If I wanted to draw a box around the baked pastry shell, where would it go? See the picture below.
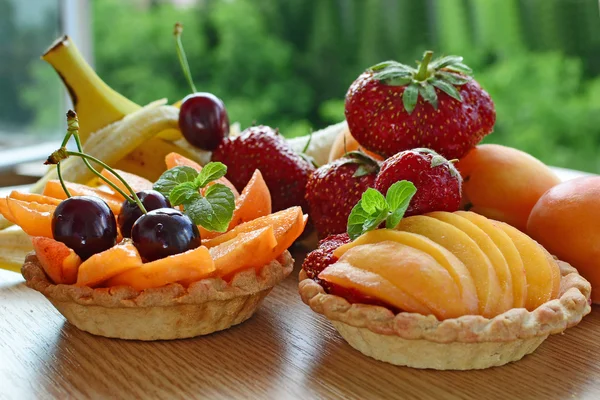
[299,260,592,370]
[22,251,294,340]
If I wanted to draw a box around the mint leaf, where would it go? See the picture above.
[360,188,387,214]
[194,162,228,189]
[347,188,390,240]
[385,181,417,229]
[184,183,235,232]
[153,166,199,198]
[169,182,199,206]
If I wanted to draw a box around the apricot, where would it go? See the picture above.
[0,198,16,224]
[334,229,478,313]
[494,221,556,310]
[31,236,81,284]
[396,215,502,317]
[428,211,513,312]
[319,261,432,315]
[6,199,55,238]
[77,241,143,287]
[210,226,278,279]
[200,169,272,240]
[43,180,123,215]
[328,126,383,162]
[456,144,561,231]
[165,152,239,197]
[100,168,153,200]
[336,241,468,319]
[456,211,527,308]
[106,245,215,290]
[527,176,600,303]
[9,191,61,206]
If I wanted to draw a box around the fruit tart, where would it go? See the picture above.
[5,112,306,340]
[299,182,591,370]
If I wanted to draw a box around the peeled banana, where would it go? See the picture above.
[0,226,33,273]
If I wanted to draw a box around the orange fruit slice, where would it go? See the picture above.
[100,168,153,200]
[6,198,55,238]
[43,180,123,214]
[76,241,143,287]
[32,236,81,284]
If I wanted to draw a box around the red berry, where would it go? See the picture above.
[345,52,495,160]
[305,152,379,238]
[212,125,315,212]
[374,148,462,216]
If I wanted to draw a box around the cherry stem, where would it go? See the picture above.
[174,22,197,93]
[415,51,434,81]
[56,162,72,198]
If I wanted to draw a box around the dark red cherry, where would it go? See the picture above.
[131,208,200,262]
[118,190,171,239]
[52,196,117,260]
[179,92,229,151]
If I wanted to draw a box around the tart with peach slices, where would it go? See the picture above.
[5,113,306,340]
[299,183,591,370]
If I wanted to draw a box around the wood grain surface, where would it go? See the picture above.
[0,246,599,400]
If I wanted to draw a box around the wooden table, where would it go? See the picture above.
[1,167,599,399]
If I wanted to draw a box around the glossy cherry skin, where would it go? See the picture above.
[178,92,230,151]
[131,208,201,262]
[118,190,171,239]
[52,196,117,260]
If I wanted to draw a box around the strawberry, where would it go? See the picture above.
[345,51,495,160]
[374,148,462,216]
[212,125,315,212]
[305,152,379,238]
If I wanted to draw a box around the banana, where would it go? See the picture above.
[287,121,347,166]
[43,36,141,144]
[31,101,180,193]
[0,226,33,273]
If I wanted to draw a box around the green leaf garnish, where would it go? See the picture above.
[347,181,417,240]
[153,162,235,232]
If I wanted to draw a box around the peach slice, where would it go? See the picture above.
[203,206,305,257]
[493,221,555,310]
[336,242,468,319]
[396,215,502,318]
[539,247,562,301]
[106,245,215,290]
[31,236,81,284]
[334,229,478,314]
[428,211,514,313]
[77,241,143,287]
[9,191,61,206]
[319,261,432,315]
[456,211,528,308]
[43,180,123,214]
[6,198,55,238]
[0,198,16,224]
[200,169,272,240]
[100,168,153,200]
[210,226,278,279]
[165,152,239,197]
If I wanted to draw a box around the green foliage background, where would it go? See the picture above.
[7,0,600,173]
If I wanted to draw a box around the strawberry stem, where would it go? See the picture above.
[415,51,434,81]
[174,22,197,93]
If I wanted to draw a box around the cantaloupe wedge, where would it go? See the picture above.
[9,191,61,206]
[319,261,432,315]
[31,236,81,284]
[165,152,239,197]
[200,169,272,240]
[5,198,55,238]
[334,229,479,314]
[100,168,153,200]
[493,221,555,310]
[210,226,278,279]
[77,241,143,287]
[105,245,215,290]
[456,211,528,309]
[336,242,468,319]
[428,211,514,314]
[396,215,502,318]
[43,180,123,214]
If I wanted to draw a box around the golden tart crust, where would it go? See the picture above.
[23,251,294,340]
[299,260,591,370]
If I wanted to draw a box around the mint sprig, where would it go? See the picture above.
[347,180,417,240]
[153,162,235,233]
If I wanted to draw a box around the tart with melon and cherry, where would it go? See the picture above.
[4,112,306,340]
[299,182,591,370]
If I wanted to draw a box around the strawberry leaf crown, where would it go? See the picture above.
[368,51,473,114]
[340,150,381,178]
